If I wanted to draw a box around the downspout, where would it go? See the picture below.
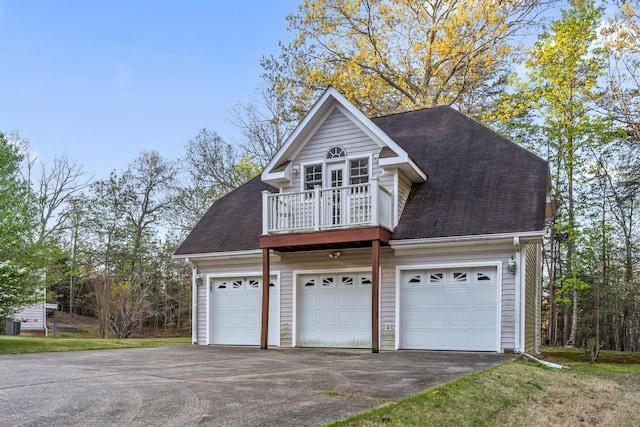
[512,236,522,354]
[511,238,566,369]
[184,258,198,345]
[42,286,48,337]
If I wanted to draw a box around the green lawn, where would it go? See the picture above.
[327,347,640,427]
[0,335,191,355]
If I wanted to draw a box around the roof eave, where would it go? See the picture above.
[390,230,545,251]
[174,249,281,262]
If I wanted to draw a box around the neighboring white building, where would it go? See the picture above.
[11,290,57,336]
[12,302,47,336]
[174,87,552,354]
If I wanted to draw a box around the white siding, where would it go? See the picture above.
[196,282,207,344]
[397,172,412,225]
[524,243,542,353]
[193,242,518,352]
[13,303,46,333]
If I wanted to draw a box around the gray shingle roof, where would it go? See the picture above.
[175,106,548,256]
[371,106,549,239]
[174,177,276,255]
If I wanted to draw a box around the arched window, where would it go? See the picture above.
[326,146,346,159]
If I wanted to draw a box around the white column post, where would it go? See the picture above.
[314,186,321,230]
[371,178,379,226]
[262,191,270,234]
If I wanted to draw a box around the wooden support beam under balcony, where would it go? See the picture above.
[260,227,391,252]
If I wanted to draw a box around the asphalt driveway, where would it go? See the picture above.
[0,346,514,426]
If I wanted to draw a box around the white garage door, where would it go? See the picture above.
[298,273,371,348]
[401,267,498,351]
[210,276,279,346]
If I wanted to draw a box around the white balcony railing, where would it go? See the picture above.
[262,179,393,235]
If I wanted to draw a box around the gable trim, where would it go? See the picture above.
[262,87,426,185]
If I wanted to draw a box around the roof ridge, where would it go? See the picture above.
[370,105,451,120]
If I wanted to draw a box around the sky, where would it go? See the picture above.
[0,1,299,180]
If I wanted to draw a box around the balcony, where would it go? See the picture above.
[262,179,393,235]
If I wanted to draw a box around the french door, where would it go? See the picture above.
[324,162,347,226]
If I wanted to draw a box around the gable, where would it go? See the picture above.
[262,87,426,187]
[298,108,381,162]
[284,107,385,192]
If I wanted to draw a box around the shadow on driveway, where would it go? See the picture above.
[0,346,514,426]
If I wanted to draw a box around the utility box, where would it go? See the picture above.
[4,320,21,335]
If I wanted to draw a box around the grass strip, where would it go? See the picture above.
[326,357,640,427]
[0,336,190,355]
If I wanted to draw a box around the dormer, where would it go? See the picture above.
[261,87,427,235]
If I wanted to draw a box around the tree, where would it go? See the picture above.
[262,0,549,119]
[122,151,177,288]
[600,0,640,351]
[176,129,260,235]
[229,84,297,168]
[30,156,91,314]
[106,281,153,339]
[0,133,40,320]
[490,0,609,346]
[32,155,91,246]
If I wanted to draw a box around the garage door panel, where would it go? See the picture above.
[302,292,318,307]
[229,316,245,327]
[405,310,426,326]
[401,267,498,351]
[450,331,471,345]
[356,333,371,347]
[319,293,336,307]
[216,294,229,307]
[425,290,446,306]
[338,311,357,327]
[246,329,260,343]
[426,310,446,326]
[473,332,495,347]
[357,311,370,327]
[338,292,356,308]
[246,293,261,308]
[318,331,337,345]
[212,277,279,346]
[404,289,427,307]
[229,294,246,308]
[473,288,495,305]
[449,290,471,306]
[319,311,337,326]
[298,330,317,345]
[356,292,370,307]
[402,331,424,347]
[474,310,495,326]
[245,312,260,326]
[425,332,446,347]
[298,273,371,348]
[301,311,318,326]
[449,310,472,327]
[337,330,355,344]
